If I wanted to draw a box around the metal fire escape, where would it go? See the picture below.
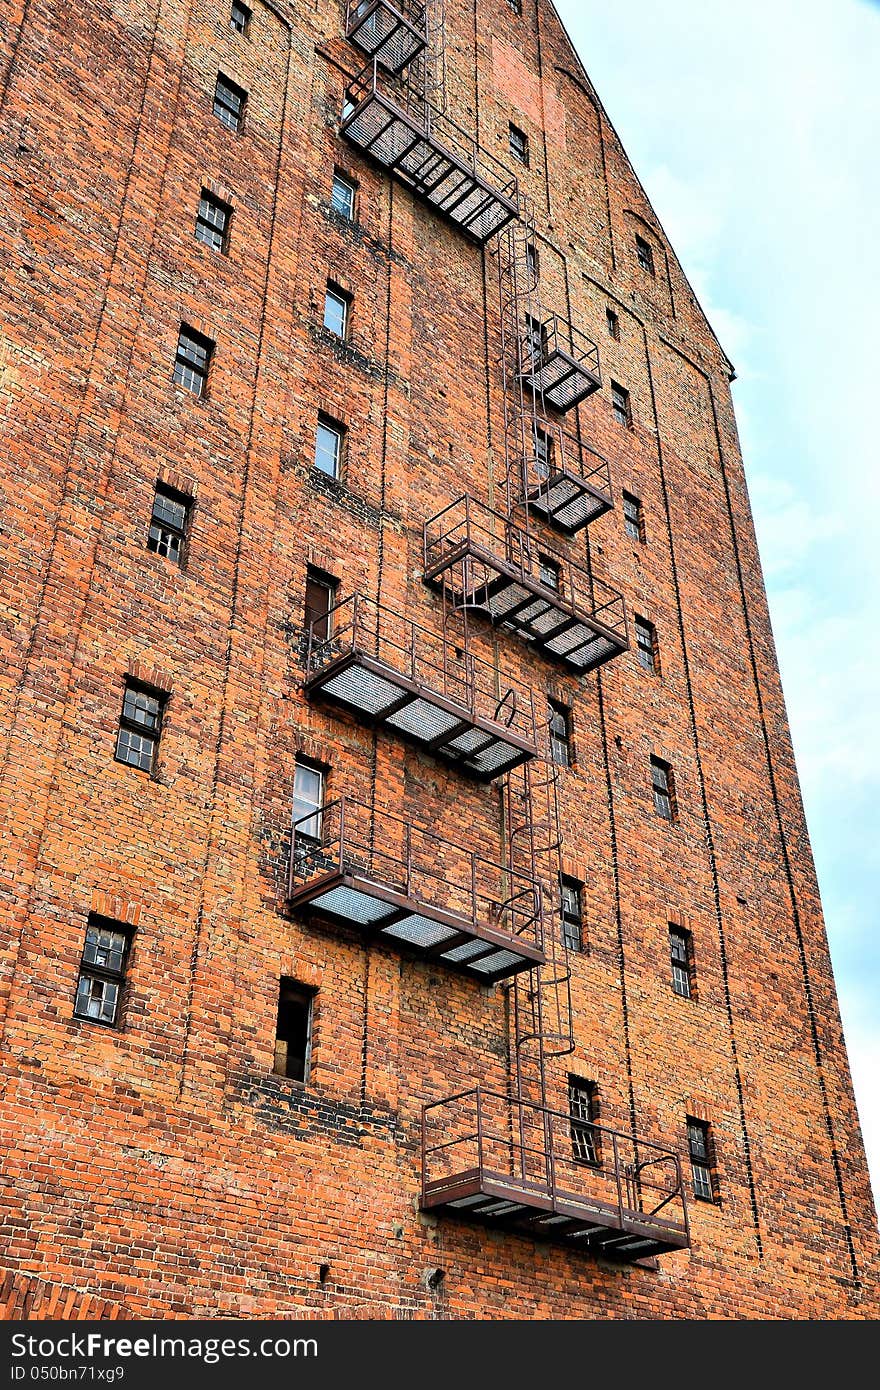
[290,1,690,1262]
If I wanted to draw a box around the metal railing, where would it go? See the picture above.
[289,796,543,948]
[346,0,428,73]
[423,494,628,644]
[530,418,613,497]
[520,314,601,383]
[304,591,538,746]
[422,1088,689,1235]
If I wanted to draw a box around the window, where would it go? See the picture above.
[525,313,547,363]
[687,1119,715,1201]
[611,381,631,428]
[293,760,324,841]
[274,980,314,1082]
[115,682,165,773]
[323,283,351,339]
[314,415,343,479]
[606,306,620,340]
[568,1077,599,1165]
[670,926,693,999]
[560,876,583,953]
[634,615,657,672]
[651,756,675,821]
[548,698,572,767]
[533,425,553,480]
[195,190,231,253]
[526,242,539,279]
[538,554,560,591]
[635,234,655,275]
[331,169,357,220]
[214,73,247,131]
[230,0,251,33]
[507,0,523,13]
[622,490,644,542]
[74,916,133,1027]
[509,123,529,166]
[147,482,190,565]
[173,325,212,397]
[304,567,338,644]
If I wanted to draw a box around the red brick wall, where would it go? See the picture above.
[0,0,877,1318]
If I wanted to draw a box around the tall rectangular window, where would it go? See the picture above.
[560,876,583,953]
[173,325,213,397]
[526,242,539,279]
[147,482,190,565]
[606,306,620,340]
[314,416,343,479]
[568,1077,599,1165]
[611,381,631,427]
[74,917,133,1027]
[634,615,657,672]
[115,682,165,773]
[533,425,553,479]
[293,760,324,841]
[509,123,529,165]
[651,756,675,821]
[670,927,693,999]
[635,234,655,275]
[548,698,572,767]
[214,73,247,131]
[304,568,338,643]
[323,283,351,339]
[230,0,251,34]
[274,980,314,1082]
[525,313,547,361]
[622,490,644,542]
[195,190,231,253]
[331,170,357,220]
[687,1119,715,1201]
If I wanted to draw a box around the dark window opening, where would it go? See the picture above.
[538,554,561,591]
[561,876,583,953]
[274,979,314,1082]
[74,916,133,1027]
[147,482,190,565]
[636,234,656,275]
[525,313,547,361]
[214,73,247,131]
[509,123,529,166]
[304,568,338,644]
[195,190,231,253]
[670,926,693,999]
[230,1,251,34]
[651,756,675,821]
[507,0,523,14]
[549,698,572,767]
[622,490,644,542]
[611,381,631,428]
[173,325,213,397]
[606,306,620,340]
[526,242,539,278]
[115,681,165,773]
[533,425,553,480]
[635,615,657,672]
[569,1077,599,1165]
[687,1118,715,1201]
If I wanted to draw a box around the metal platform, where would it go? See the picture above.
[346,0,427,74]
[527,426,614,534]
[303,594,538,781]
[341,61,520,243]
[422,1089,691,1260]
[520,315,602,412]
[424,496,628,673]
[289,797,544,983]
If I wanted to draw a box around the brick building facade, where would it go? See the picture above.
[0,0,877,1319]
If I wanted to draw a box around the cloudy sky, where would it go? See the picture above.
[554,0,880,1205]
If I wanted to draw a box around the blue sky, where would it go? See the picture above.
[554,0,880,1207]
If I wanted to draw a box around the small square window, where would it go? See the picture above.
[115,681,165,773]
[214,73,247,131]
[195,190,231,253]
[622,490,644,542]
[323,283,351,339]
[560,876,583,953]
[304,567,339,645]
[606,307,620,340]
[568,1077,599,1165]
[314,415,343,479]
[634,615,657,673]
[670,926,694,999]
[331,170,357,220]
[173,325,213,397]
[74,916,133,1027]
[230,1,251,34]
[274,979,315,1082]
[611,381,631,428]
[147,482,190,565]
[635,234,655,275]
[687,1118,716,1201]
[538,554,560,591]
[548,698,572,767]
[651,756,675,821]
[509,123,529,166]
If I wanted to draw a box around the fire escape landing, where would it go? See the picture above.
[346,0,428,74]
[288,796,544,982]
[424,496,629,673]
[422,1089,691,1261]
[341,60,520,243]
[520,314,602,413]
[526,426,614,535]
